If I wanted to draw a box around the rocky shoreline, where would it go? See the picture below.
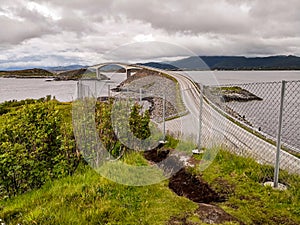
[2,75,55,79]
[203,85,263,126]
[111,69,186,122]
[203,86,262,103]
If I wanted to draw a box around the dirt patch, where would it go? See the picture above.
[169,168,225,204]
[168,203,243,225]
[143,148,170,162]
[144,148,188,176]
[195,203,243,224]
[145,149,226,204]
[144,148,242,224]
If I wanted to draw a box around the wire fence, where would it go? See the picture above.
[204,80,300,154]
[76,75,300,187]
[203,80,300,186]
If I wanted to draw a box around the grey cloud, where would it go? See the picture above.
[0,3,58,45]
[109,0,252,34]
[0,16,54,45]
[0,0,299,68]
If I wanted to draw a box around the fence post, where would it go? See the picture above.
[77,81,79,99]
[108,84,110,98]
[139,88,142,104]
[162,94,166,142]
[197,88,203,151]
[274,80,286,188]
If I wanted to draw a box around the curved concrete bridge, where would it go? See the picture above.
[90,62,142,78]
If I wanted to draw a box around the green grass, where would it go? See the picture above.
[193,149,300,225]
[2,149,299,224]
[0,153,197,225]
[219,86,243,92]
[1,99,300,224]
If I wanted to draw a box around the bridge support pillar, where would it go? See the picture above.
[126,69,132,78]
[96,67,99,78]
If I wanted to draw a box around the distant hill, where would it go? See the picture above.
[54,68,110,81]
[165,55,300,70]
[54,68,87,80]
[138,62,179,70]
[43,65,88,72]
[0,68,54,78]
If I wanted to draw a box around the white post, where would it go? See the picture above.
[96,67,99,78]
[139,88,142,104]
[108,84,110,98]
[77,81,79,99]
[162,94,166,141]
[274,80,286,188]
[198,89,203,151]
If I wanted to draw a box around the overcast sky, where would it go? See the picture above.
[0,0,299,69]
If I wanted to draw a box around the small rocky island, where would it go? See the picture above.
[218,86,262,102]
[203,85,263,126]
[0,68,54,78]
[54,68,110,81]
[0,68,110,81]
[204,86,262,103]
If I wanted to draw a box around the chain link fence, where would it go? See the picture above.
[75,70,300,187]
[204,80,300,153]
[203,80,300,185]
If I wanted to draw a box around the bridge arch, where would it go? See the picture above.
[90,62,141,79]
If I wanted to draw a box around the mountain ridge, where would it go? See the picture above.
[1,55,300,72]
[159,55,300,70]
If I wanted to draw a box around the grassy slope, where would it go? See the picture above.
[1,150,300,224]
[1,101,300,225]
[0,155,197,225]
[196,150,300,225]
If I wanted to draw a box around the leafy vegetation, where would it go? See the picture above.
[94,99,152,158]
[1,99,300,224]
[0,98,152,198]
[0,100,80,198]
[0,96,54,115]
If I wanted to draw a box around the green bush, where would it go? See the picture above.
[0,101,80,197]
[95,99,151,157]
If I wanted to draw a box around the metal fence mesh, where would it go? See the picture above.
[203,80,300,184]
[76,76,300,186]
[206,80,300,153]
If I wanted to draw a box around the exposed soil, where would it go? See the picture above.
[143,148,200,175]
[167,168,243,224]
[169,168,225,204]
[167,169,243,224]
[144,148,242,224]
[143,148,170,163]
